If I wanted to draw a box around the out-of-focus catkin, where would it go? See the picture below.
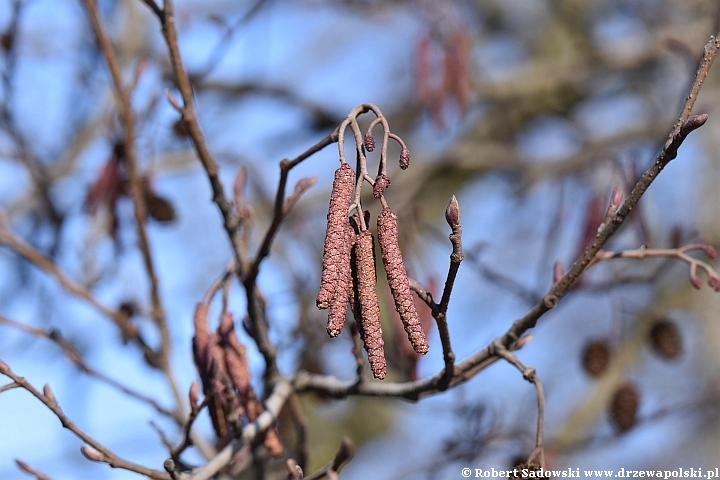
[377,207,429,354]
[354,229,386,379]
[317,163,355,311]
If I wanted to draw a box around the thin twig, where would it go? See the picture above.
[303,437,353,480]
[0,315,176,419]
[0,363,171,480]
[184,379,293,480]
[492,341,545,468]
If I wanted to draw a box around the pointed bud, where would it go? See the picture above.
[15,459,39,476]
[293,176,318,196]
[43,384,56,406]
[513,334,534,350]
[681,114,708,136]
[445,196,460,228]
[611,187,623,209]
[364,132,375,152]
[81,445,106,463]
[399,148,410,170]
[553,260,564,284]
[189,380,199,409]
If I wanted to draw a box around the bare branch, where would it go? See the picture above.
[0,364,171,480]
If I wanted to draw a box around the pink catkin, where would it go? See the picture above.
[377,207,428,354]
[354,230,386,379]
[317,163,355,310]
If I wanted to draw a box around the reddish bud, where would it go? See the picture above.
[553,260,564,284]
[189,380,199,408]
[709,275,720,292]
[373,174,391,198]
[514,334,534,350]
[703,245,718,260]
[399,148,410,170]
[294,176,318,196]
[611,187,623,209]
[690,272,702,290]
[681,114,708,136]
[445,195,460,228]
[364,133,376,152]
[80,445,106,463]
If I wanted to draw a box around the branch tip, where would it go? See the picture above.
[681,113,709,136]
[445,195,460,228]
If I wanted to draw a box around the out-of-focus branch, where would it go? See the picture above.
[0,315,175,419]
[0,362,171,480]
[81,1,175,394]
[184,379,293,480]
[492,341,545,468]
[303,437,354,480]
[0,227,148,349]
[14,459,51,480]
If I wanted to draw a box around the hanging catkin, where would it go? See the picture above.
[316,163,355,310]
[326,219,353,337]
[377,207,428,354]
[354,229,386,379]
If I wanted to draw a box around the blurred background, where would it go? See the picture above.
[2,0,720,478]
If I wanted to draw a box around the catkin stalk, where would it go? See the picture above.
[377,207,428,354]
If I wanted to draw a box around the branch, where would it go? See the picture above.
[0,315,176,419]
[184,379,293,480]
[303,437,354,480]
[0,362,171,480]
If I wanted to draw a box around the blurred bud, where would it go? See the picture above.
[43,384,57,406]
[513,334,534,350]
[445,195,460,229]
[1,32,13,52]
[293,176,318,197]
[364,132,375,152]
[609,383,640,433]
[690,271,702,290]
[553,260,564,284]
[399,148,410,170]
[0,360,9,374]
[189,380,199,409]
[611,187,623,209]
[145,193,176,223]
[234,166,248,214]
[648,318,682,360]
[581,339,612,378]
[680,114,708,136]
[15,459,39,476]
[702,244,718,260]
[80,445,106,463]
[172,117,189,137]
[709,275,720,292]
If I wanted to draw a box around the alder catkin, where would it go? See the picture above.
[326,219,353,337]
[317,163,355,310]
[354,229,386,379]
[377,207,428,354]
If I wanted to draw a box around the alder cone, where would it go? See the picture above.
[354,230,386,379]
[581,339,611,378]
[648,319,682,360]
[317,163,355,311]
[377,207,428,355]
[609,383,640,432]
